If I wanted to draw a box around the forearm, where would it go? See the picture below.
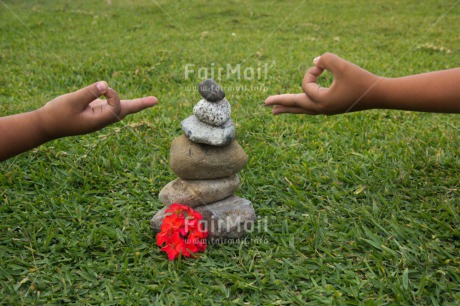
[0,110,50,161]
[373,68,460,113]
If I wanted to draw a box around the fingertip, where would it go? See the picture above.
[144,96,159,107]
[96,81,108,94]
[150,96,159,104]
[313,56,321,66]
[306,65,324,76]
[265,96,275,105]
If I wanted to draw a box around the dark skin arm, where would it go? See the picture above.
[0,81,158,161]
[265,52,460,115]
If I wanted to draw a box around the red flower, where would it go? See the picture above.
[156,203,208,260]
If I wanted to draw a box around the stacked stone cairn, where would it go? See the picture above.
[150,79,256,241]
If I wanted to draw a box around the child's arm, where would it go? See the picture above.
[265,52,460,115]
[0,81,157,161]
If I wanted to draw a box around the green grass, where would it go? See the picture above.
[1,0,459,304]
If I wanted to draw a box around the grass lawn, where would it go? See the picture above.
[1,0,459,304]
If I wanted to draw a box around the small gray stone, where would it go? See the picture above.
[193,98,231,127]
[198,78,225,102]
[181,115,235,147]
[170,135,248,180]
[158,175,240,208]
[196,195,256,239]
[150,195,256,240]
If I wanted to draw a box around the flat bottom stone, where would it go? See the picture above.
[150,195,255,240]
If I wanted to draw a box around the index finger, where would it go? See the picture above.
[119,96,158,118]
[265,93,310,107]
[302,65,330,103]
[103,88,122,114]
[303,65,324,87]
[264,93,322,114]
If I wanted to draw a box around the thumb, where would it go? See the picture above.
[314,52,347,74]
[66,81,109,110]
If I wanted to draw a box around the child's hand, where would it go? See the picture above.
[265,53,380,115]
[37,81,158,139]
[0,81,158,161]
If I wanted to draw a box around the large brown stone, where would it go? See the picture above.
[158,175,240,208]
[170,135,248,180]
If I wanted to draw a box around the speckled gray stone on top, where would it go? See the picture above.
[193,98,231,127]
[198,78,226,102]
